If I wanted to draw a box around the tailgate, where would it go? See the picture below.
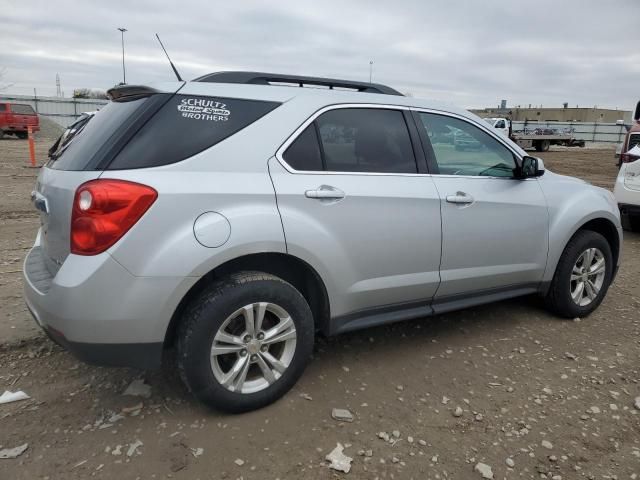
[36,83,183,274]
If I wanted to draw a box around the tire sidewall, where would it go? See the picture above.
[179,274,314,413]
[553,231,613,317]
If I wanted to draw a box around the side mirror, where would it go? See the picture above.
[516,156,544,179]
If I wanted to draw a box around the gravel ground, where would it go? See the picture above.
[0,139,638,480]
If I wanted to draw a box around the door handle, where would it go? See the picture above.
[445,192,474,205]
[305,185,345,200]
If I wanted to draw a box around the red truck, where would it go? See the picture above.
[0,102,40,139]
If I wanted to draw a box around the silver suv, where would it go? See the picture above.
[24,72,622,412]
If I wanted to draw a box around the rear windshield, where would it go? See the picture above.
[107,95,280,169]
[11,104,36,115]
[48,97,151,171]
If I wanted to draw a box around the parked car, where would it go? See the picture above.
[614,101,640,231]
[0,102,39,139]
[24,72,622,412]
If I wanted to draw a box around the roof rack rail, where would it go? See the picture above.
[193,71,403,96]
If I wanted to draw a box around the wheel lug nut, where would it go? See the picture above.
[243,335,251,343]
[251,355,257,361]
[257,333,265,340]
[240,349,247,357]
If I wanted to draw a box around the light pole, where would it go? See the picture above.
[117,27,127,84]
[369,60,373,83]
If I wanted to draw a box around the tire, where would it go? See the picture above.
[535,140,550,152]
[176,271,314,413]
[16,132,28,140]
[0,130,4,140]
[545,230,613,318]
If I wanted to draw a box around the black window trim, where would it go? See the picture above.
[276,104,523,177]
[277,104,428,176]
[410,107,525,179]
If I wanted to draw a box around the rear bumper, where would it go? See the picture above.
[23,232,197,369]
[31,315,163,369]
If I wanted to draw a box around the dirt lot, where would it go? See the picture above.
[1,136,639,480]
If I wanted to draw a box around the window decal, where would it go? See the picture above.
[177,98,230,122]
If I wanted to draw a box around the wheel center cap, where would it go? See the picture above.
[246,340,261,355]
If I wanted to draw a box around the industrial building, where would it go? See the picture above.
[471,103,632,123]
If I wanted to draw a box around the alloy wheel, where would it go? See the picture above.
[210,302,297,394]
[570,247,606,307]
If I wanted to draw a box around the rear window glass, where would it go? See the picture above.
[48,98,149,171]
[11,104,36,115]
[0,104,6,112]
[107,95,280,170]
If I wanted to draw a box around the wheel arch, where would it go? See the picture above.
[542,214,621,294]
[163,252,331,348]
[575,217,620,268]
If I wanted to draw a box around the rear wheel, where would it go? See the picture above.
[535,140,550,152]
[16,132,28,140]
[0,130,4,140]
[177,271,314,412]
[545,230,613,318]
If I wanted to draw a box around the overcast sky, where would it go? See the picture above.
[1,0,639,109]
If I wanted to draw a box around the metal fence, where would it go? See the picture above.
[0,94,109,128]
[0,94,630,144]
[511,120,626,144]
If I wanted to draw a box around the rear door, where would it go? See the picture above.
[413,110,549,303]
[269,106,442,325]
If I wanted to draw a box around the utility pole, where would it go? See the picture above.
[369,60,373,83]
[117,27,128,84]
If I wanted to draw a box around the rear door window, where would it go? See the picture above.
[108,95,280,170]
[315,108,417,173]
[282,125,324,171]
[11,104,36,115]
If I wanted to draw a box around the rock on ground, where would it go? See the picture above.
[326,443,352,473]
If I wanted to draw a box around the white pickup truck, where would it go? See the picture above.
[483,117,585,151]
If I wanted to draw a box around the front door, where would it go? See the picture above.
[414,111,549,301]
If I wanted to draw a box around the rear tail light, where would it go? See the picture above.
[71,179,157,255]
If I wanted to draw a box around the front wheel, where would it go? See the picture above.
[177,271,314,412]
[544,230,613,318]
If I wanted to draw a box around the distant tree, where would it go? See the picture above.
[73,88,108,99]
